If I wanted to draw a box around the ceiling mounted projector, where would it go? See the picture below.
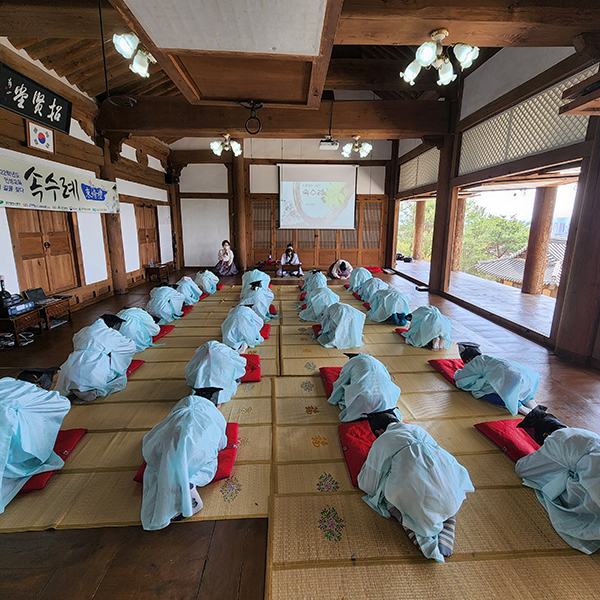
[319,136,340,151]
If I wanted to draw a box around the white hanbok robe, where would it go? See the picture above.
[357,278,389,303]
[367,289,411,323]
[349,267,372,292]
[176,277,202,304]
[278,252,303,276]
[317,303,365,349]
[241,269,271,294]
[145,286,186,325]
[402,306,452,350]
[194,270,219,295]
[221,306,264,351]
[238,287,275,322]
[328,355,400,422]
[301,271,327,293]
[299,287,340,322]
[117,307,161,352]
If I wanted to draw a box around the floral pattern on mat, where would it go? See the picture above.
[221,476,242,503]
[298,327,309,333]
[305,361,317,372]
[237,406,253,414]
[305,405,320,414]
[246,349,258,354]
[301,380,315,393]
[242,384,255,392]
[318,506,345,542]
[312,435,328,447]
[317,473,340,493]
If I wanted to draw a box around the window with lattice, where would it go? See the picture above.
[341,203,359,249]
[362,202,382,249]
[319,229,337,249]
[297,229,315,249]
[252,201,271,249]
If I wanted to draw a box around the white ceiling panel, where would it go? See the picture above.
[123,0,327,56]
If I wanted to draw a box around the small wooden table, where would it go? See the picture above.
[257,263,302,276]
[144,264,170,282]
[0,307,44,346]
[39,298,72,330]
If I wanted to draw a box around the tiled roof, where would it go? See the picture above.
[475,237,566,285]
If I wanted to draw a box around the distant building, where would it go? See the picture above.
[475,237,566,297]
[552,218,570,238]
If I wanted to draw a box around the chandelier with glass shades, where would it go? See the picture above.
[112,32,157,78]
[210,134,243,157]
[400,29,479,87]
[341,135,373,159]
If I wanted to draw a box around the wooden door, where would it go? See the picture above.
[135,204,159,266]
[7,208,79,294]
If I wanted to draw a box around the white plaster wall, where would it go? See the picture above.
[77,212,107,284]
[69,119,94,145]
[181,198,230,266]
[0,207,20,294]
[179,163,229,193]
[169,138,213,150]
[461,47,576,120]
[244,138,392,160]
[357,166,385,194]
[115,178,168,203]
[119,202,140,273]
[0,146,96,178]
[398,139,422,158]
[157,204,174,263]
[120,144,138,162]
[148,155,165,172]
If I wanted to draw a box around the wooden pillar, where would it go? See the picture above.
[167,179,183,271]
[429,135,459,293]
[522,186,557,294]
[232,140,247,271]
[413,200,426,260]
[555,117,600,363]
[384,140,400,268]
[451,196,467,271]
[100,137,128,295]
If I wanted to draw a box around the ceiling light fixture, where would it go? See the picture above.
[112,33,139,59]
[210,133,242,157]
[341,136,373,159]
[129,49,157,78]
[400,28,479,87]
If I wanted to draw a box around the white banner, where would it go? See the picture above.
[0,154,119,213]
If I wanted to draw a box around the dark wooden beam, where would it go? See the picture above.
[0,0,127,39]
[384,139,400,268]
[573,31,600,59]
[97,97,451,138]
[336,0,600,47]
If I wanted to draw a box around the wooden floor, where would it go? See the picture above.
[2,268,600,599]
[395,259,557,338]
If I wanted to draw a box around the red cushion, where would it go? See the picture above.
[352,292,362,300]
[474,419,540,462]
[338,420,375,486]
[269,304,277,315]
[126,359,145,377]
[312,324,322,336]
[365,267,383,273]
[240,354,261,382]
[260,324,271,339]
[363,302,371,310]
[319,366,342,398]
[19,429,87,493]
[301,304,307,310]
[428,358,464,387]
[198,293,210,301]
[344,284,350,290]
[268,283,272,289]
[152,325,174,342]
[134,423,239,483]
[181,305,195,316]
[300,292,306,300]
[393,327,410,343]
[216,283,224,290]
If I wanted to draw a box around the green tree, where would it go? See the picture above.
[396,199,436,261]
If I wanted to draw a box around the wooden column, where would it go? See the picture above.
[100,137,127,294]
[232,140,247,271]
[522,186,557,294]
[451,196,467,271]
[384,140,400,268]
[413,200,426,260]
[429,135,459,293]
[167,178,183,271]
[555,117,600,363]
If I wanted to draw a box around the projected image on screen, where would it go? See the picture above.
[279,164,358,229]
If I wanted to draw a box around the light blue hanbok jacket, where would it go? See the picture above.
[358,422,474,562]
[117,307,161,352]
[299,287,340,322]
[145,286,186,325]
[194,270,219,295]
[221,306,264,351]
[184,341,247,404]
[328,355,401,422]
[241,269,270,294]
[357,278,388,303]
[301,271,327,293]
[317,303,365,349]
[176,278,202,304]
[454,355,540,416]
[515,428,600,554]
[367,289,411,323]
[55,319,137,401]
[239,287,275,322]
[402,306,452,349]
[141,395,227,530]
[348,267,373,292]
[0,378,71,513]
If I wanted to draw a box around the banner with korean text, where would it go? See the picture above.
[0,154,119,213]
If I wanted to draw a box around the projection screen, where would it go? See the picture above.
[278,163,358,229]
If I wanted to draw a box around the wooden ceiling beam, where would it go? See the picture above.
[0,0,127,39]
[96,96,451,138]
[336,0,600,47]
